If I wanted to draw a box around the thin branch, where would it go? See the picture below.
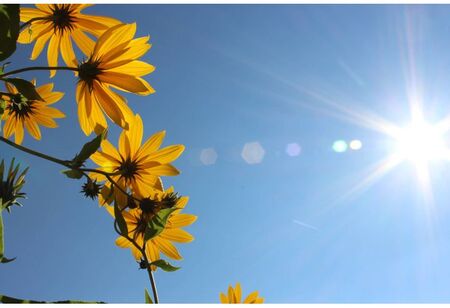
[0,66,78,78]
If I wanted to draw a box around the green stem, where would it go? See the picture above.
[113,222,159,303]
[0,136,70,166]
[0,66,78,78]
[0,137,141,206]
[143,241,159,304]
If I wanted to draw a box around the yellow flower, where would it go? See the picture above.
[220,283,264,304]
[106,187,197,267]
[18,4,120,76]
[1,80,65,144]
[76,23,154,136]
[90,114,184,200]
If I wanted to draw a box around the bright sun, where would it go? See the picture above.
[394,120,449,164]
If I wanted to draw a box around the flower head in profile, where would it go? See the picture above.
[220,283,264,304]
[76,23,155,136]
[0,159,28,213]
[90,114,184,201]
[1,80,65,144]
[106,187,197,269]
[18,4,120,76]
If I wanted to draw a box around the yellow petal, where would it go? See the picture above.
[219,293,228,304]
[76,82,93,135]
[136,130,165,158]
[92,82,126,129]
[143,144,185,165]
[79,14,120,29]
[244,291,259,304]
[94,23,136,59]
[147,164,180,176]
[72,29,95,56]
[60,31,77,67]
[76,15,120,37]
[14,122,24,145]
[103,36,151,68]
[118,128,131,158]
[30,30,52,60]
[36,83,54,95]
[34,113,58,128]
[234,283,242,303]
[228,286,235,303]
[152,237,182,260]
[115,236,131,248]
[145,241,160,263]
[20,7,47,22]
[18,22,51,44]
[3,117,15,139]
[47,34,61,77]
[127,114,143,158]
[35,4,52,13]
[25,118,41,140]
[101,139,122,161]
[98,72,152,94]
[41,91,65,105]
[169,213,197,228]
[160,228,194,243]
[108,60,155,77]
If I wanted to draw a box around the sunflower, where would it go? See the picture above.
[76,23,155,136]
[18,4,120,76]
[1,80,65,144]
[219,283,264,304]
[90,114,184,202]
[106,187,197,268]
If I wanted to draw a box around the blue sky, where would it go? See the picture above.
[4,4,450,303]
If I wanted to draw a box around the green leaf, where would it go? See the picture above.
[114,201,128,235]
[61,169,84,179]
[150,259,180,272]
[0,4,19,62]
[144,289,153,304]
[3,78,43,101]
[144,208,178,241]
[0,294,105,304]
[71,130,107,168]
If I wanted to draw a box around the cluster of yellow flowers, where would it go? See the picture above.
[0,4,263,303]
[3,3,196,272]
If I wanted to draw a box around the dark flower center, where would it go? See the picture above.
[8,95,35,120]
[140,198,157,214]
[78,60,102,91]
[118,158,139,181]
[50,4,75,33]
